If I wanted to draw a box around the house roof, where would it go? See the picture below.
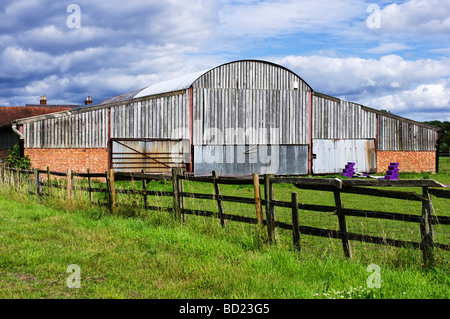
[0,106,79,127]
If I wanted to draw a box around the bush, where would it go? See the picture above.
[6,144,31,170]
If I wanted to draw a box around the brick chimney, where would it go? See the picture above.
[40,95,47,105]
[85,96,92,105]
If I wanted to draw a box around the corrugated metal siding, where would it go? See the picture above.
[192,60,311,145]
[312,95,377,140]
[312,139,376,174]
[24,108,108,149]
[377,115,436,151]
[110,93,189,140]
[192,60,311,91]
[194,144,308,175]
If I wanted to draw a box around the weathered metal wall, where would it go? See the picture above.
[194,145,308,175]
[377,114,437,151]
[110,93,189,140]
[312,139,376,174]
[311,94,377,140]
[192,60,311,146]
[24,108,108,149]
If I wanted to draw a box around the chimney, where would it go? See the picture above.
[40,95,47,105]
[85,96,92,105]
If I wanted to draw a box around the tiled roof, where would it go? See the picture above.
[0,106,79,127]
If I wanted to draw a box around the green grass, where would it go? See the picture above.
[0,158,449,299]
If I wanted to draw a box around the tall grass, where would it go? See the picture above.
[0,160,449,299]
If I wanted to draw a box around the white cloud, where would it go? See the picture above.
[366,42,411,54]
[276,54,450,95]
[275,54,450,121]
[360,79,450,120]
[218,0,364,38]
[379,0,450,34]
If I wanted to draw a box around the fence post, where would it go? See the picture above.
[212,170,226,228]
[333,189,352,258]
[106,169,116,214]
[66,169,72,200]
[264,174,277,243]
[87,168,93,203]
[421,187,435,266]
[178,169,185,221]
[172,168,181,219]
[47,167,51,194]
[291,192,301,252]
[253,173,263,230]
[141,169,147,209]
[34,168,40,197]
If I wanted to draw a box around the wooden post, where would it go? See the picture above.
[34,168,40,197]
[421,187,435,266]
[87,168,93,203]
[333,189,352,258]
[291,192,301,251]
[141,170,147,209]
[47,167,51,193]
[212,170,226,228]
[253,173,263,229]
[172,168,181,218]
[66,169,72,200]
[106,169,116,214]
[178,169,185,221]
[264,174,277,243]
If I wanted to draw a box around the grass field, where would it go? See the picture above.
[0,158,449,299]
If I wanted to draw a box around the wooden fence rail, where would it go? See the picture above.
[1,165,449,266]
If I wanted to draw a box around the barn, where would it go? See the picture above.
[2,60,440,175]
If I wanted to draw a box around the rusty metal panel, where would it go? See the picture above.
[312,139,376,174]
[111,138,190,173]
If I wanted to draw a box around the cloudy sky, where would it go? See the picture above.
[0,0,449,121]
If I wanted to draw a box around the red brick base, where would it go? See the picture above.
[376,151,436,173]
[24,148,109,173]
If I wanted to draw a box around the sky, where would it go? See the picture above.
[0,0,449,122]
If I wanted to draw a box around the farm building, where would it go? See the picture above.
[0,98,80,162]
[1,60,440,175]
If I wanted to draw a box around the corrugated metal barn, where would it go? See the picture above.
[4,60,440,175]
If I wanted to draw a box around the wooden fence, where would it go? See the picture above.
[1,165,450,265]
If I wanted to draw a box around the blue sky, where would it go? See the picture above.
[0,0,449,121]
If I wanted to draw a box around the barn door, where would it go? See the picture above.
[312,139,376,174]
[109,138,190,173]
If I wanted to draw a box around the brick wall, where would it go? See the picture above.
[24,148,109,173]
[377,151,436,174]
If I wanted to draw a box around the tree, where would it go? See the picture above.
[6,144,31,170]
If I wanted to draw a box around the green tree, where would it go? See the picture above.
[6,144,31,170]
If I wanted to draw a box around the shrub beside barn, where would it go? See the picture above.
[0,60,440,175]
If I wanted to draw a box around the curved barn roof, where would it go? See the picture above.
[100,59,313,103]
